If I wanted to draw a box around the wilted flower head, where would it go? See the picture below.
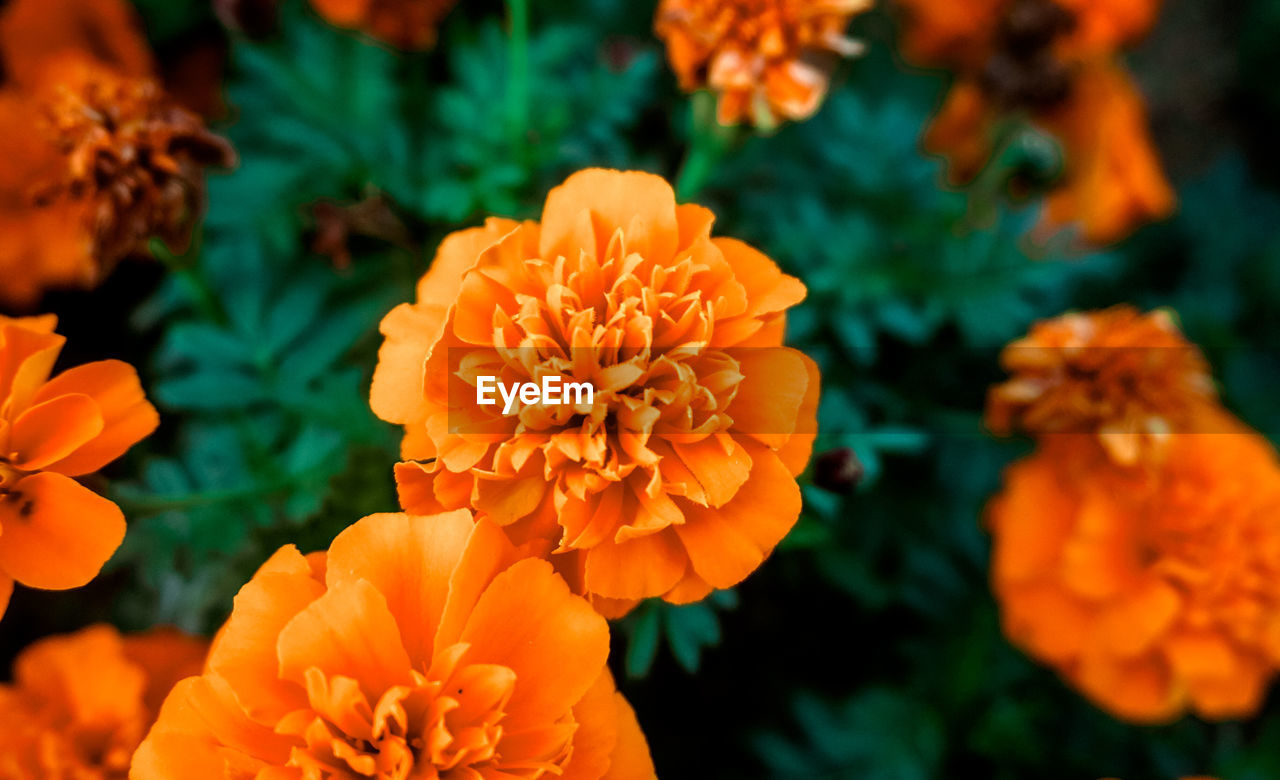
[988,424,1280,723]
[308,0,457,50]
[897,0,1173,244]
[133,510,656,779]
[987,306,1216,464]
[0,0,233,308]
[0,315,158,619]
[0,624,206,778]
[655,0,872,126]
[372,168,819,615]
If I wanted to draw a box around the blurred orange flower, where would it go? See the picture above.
[133,510,656,779]
[308,0,456,50]
[0,624,206,778]
[987,306,1280,723]
[0,0,154,87]
[655,0,872,126]
[371,169,818,615]
[897,0,1173,244]
[0,315,159,619]
[0,0,233,308]
[988,423,1280,723]
[986,305,1216,465]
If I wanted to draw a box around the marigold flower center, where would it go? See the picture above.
[455,231,744,488]
[280,643,569,778]
[29,60,234,270]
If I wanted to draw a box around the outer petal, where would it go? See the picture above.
[558,671,619,780]
[206,546,323,724]
[7,393,103,471]
[133,673,293,778]
[416,218,520,307]
[275,578,415,701]
[369,303,445,425]
[774,350,820,476]
[539,169,680,264]
[35,360,160,476]
[675,443,800,589]
[725,347,811,449]
[324,510,477,668]
[458,558,609,730]
[0,318,64,412]
[712,237,806,321]
[0,472,124,589]
[584,527,688,600]
[602,691,657,780]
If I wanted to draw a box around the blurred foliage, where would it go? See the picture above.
[10,0,1280,777]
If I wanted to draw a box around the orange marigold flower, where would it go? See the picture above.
[0,0,233,308]
[370,169,819,615]
[132,510,657,779]
[0,57,235,308]
[0,624,207,778]
[986,305,1216,465]
[654,0,872,126]
[899,0,1173,244]
[0,314,159,619]
[988,422,1280,723]
[308,0,457,50]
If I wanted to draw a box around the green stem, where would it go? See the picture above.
[675,91,735,201]
[155,234,227,325]
[506,0,530,147]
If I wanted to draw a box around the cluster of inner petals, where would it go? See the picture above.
[453,232,742,498]
[282,643,567,778]
[31,59,235,271]
[656,0,871,123]
[986,306,1216,464]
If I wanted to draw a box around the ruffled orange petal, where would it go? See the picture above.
[725,347,812,449]
[133,674,293,777]
[6,393,103,471]
[601,690,657,780]
[774,350,820,476]
[539,169,680,265]
[323,510,475,668]
[276,578,415,703]
[457,558,609,730]
[584,527,688,600]
[369,303,445,428]
[0,318,65,412]
[206,546,323,723]
[33,359,159,476]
